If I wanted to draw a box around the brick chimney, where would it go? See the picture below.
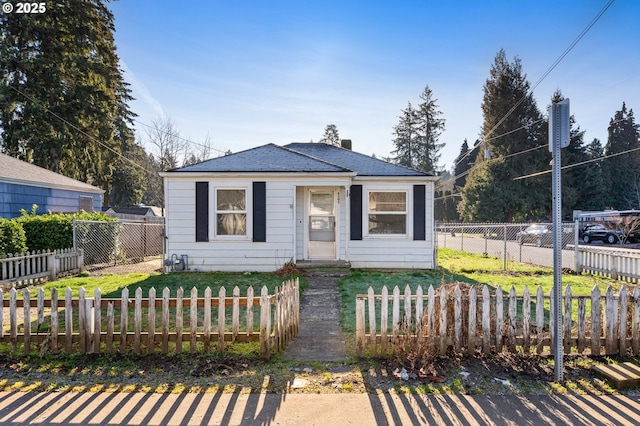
[340,139,352,150]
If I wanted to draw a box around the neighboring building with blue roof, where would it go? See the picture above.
[160,141,439,271]
[0,153,104,219]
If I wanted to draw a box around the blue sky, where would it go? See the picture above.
[108,0,639,172]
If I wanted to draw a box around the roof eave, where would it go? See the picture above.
[159,171,357,178]
[0,177,105,194]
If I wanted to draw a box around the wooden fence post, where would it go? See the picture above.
[605,286,617,355]
[619,286,628,355]
[591,286,602,356]
[508,286,517,352]
[148,287,156,354]
[495,286,503,353]
[134,287,143,354]
[218,287,226,352]
[94,288,101,354]
[23,288,30,355]
[162,287,170,354]
[65,288,73,353]
[120,287,129,354]
[564,285,572,354]
[536,286,544,354]
[232,286,240,343]
[367,287,376,355]
[176,287,183,354]
[454,285,462,352]
[380,286,389,354]
[190,287,198,353]
[260,285,270,359]
[48,251,57,281]
[468,286,477,353]
[355,293,365,357]
[204,287,211,352]
[482,285,490,354]
[51,288,59,353]
[439,286,447,355]
[522,286,530,353]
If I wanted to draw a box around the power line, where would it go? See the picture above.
[445,0,614,191]
[514,145,640,181]
[8,85,148,173]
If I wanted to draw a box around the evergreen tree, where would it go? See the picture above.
[109,139,148,206]
[453,139,472,190]
[550,91,589,218]
[391,86,446,174]
[391,102,419,169]
[603,103,640,209]
[577,138,608,211]
[434,190,459,222]
[319,124,340,146]
[0,0,137,204]
[459,50,547,222]
[414,85,446,174]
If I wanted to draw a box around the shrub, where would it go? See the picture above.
[14,206,118,252]
[0,218,27,255]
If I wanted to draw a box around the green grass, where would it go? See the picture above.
[338,248,627,333]
[21,271,306,299]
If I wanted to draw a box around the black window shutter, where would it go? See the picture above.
[350,185,363,240]
[253,181,266,242]
[195,182,209,242]
[413,185,426,241]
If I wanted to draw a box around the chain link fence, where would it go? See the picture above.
[435,222,578,270]
[74,219,165,274]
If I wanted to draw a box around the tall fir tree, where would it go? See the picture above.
[414,85,446,174]
[0,0,137,205]
[577,138,608,211]
[391,102,419,169]
[603,103,640,209]
[459,49,547,222]
[319,124,340,146]
[392,86,445,174]
[453,139,472,190]
[550,91,589,218]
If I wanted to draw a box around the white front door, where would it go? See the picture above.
[307,190,336,259]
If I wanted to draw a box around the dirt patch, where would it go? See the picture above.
[0,352,637,396]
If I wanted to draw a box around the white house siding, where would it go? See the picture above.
[165,174,351,272]
[347,180,435,269]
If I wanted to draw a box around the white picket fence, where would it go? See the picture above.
[0,278,299,359]
[577,245,640,283]
[356,284,640,357]
[0,249,83,287]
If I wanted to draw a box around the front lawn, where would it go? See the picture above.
[23,271,306,299]
[338,248,626,333]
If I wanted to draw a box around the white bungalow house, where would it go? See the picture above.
[159,141,439,272]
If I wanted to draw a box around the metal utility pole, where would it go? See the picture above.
[549,98,570,382]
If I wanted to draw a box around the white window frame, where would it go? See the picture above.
[214,187,248,239]
[365,190,408,237]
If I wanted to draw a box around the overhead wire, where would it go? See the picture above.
[439,0,615,198]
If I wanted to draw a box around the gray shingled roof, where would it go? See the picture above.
[0,153,104,193]
[171,143,351,173]
[285,143,428,176]
[170,143,429,177]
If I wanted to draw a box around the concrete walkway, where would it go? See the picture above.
[2,390,640,425]
[282,271,347,362]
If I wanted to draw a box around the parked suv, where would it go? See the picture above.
[581,224,623,244]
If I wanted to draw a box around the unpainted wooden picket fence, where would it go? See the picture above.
[0,278,299,359]
[356,284,640,357]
